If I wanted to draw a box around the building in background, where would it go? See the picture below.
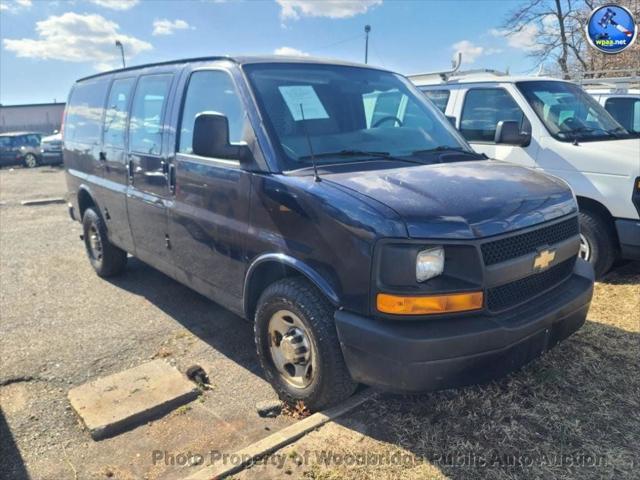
[0,102,65,134]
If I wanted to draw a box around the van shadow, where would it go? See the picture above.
[0,408,29,480]
[331,265,639,479]
[105,257,264,378]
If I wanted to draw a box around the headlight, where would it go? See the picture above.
[416,246,444,282]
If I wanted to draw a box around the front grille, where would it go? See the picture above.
[487,257,575,311]
[481,217,579,266]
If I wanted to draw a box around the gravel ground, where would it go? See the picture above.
[0,167,295,480]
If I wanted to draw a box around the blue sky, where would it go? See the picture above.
[0,0,540,105]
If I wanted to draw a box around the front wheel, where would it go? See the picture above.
[82,208,127,277]
[23,153,38,168]
[578,210,616,279]
[254,278,357,411]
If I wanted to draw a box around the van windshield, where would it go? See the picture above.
[244,64,473,170]
[516,81,635,142]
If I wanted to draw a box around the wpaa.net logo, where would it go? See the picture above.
[586,4,638,54]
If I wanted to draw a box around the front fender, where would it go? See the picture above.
[243,253,341,318]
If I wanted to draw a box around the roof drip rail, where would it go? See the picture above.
[407,52,462,82]
[407,54,509,83]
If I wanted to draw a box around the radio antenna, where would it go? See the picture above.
[299,103,321,182]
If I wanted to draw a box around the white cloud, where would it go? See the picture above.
[0,0,32,13]
[3,12,152,70]
[90,0,139,10]
[152,19,192,36]
[452,40,485,64]
[276,0,382,20]
[274,46,309,56]
[490,24,539,52]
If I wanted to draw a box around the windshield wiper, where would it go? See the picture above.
[298,149,392,161]
[410,146,486,159]
[564,126,620,139]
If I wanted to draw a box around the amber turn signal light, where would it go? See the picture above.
[377,291,484,315]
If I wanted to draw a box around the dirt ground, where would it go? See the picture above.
[235,262,639,480]
[0,166,296,480]
[1,166,638,480]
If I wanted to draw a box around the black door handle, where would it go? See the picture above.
[168,163,176,194]
[99,151,107,161]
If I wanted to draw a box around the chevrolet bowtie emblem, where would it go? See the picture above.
[533,249,556,271]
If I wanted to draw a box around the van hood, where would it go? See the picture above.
[550,137,640,177]
[323,160,577,239]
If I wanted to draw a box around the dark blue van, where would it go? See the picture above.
[64,56,594,410]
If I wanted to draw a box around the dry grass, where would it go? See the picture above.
[238,263,639,480]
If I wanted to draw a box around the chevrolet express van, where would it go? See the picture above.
[412,71,640,278]
[64,57,594,409]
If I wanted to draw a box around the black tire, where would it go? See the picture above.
[82,207,127,277]
[23,153,38,168]
[579,210,616,279]
[254,278,357,411]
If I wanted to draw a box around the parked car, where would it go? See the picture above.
[0,131,42,168]
[412,70,640,278]
[39,132,64,165]
[64,56,594,409]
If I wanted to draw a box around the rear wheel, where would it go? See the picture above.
[23,153,38,168]
[82,207,127,277]
[254,278,357,411]
[578,210,616,279]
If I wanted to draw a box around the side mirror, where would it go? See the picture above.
[494,120,531,146]
[445,116,457,127]
[192,112,251,161]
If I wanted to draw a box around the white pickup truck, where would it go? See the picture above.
[411,70,640,277]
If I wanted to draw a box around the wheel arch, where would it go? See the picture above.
[576,196,616,230]
[243,254,340,321]
[77,186,98,220]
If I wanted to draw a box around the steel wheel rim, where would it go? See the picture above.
[88,224,103,262]
[579,233,591,261]
[267,309,315,389]
[25,154,36,167]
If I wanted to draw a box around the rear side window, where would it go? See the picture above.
[65,78,109,145]
[461,88,524,142]
[178,70,245,154]
[103,77,135,148]
[604,97,640,133]
[0,137,11,148]
[129,74,173,155]
[14,134,40,147]
[422,89,450,113]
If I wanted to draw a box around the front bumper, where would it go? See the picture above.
[335,258,594,392]
[40,151,63,165]
[615,218,640,260]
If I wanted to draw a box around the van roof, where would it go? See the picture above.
[77,55,390,82]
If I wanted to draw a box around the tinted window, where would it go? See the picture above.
[179,70,245,154]
[129,74,172,155]
[65,78,109,144]
[604,97,640,133]
[15,134,40,147]
[461,88,524,142]
[103,78,135,148]
[422,89,450,113]
[0,137,12,148]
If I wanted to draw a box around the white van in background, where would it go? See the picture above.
[579,73,640,135]
[411,69,640,278]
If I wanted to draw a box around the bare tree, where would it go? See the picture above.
[501,0,639,78]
